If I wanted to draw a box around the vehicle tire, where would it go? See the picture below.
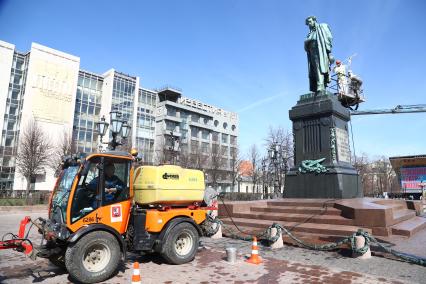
[160,222,199,265]
[65,231,121,284]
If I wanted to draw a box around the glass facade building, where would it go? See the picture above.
[135,88,157,164]
[0,41,238,191]
[155,91,239,192]
[0,51,29,190]
[111,72,136,122]
[73,70,103,153]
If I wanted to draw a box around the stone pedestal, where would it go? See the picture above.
[284,92,362,199]
[269,227,284,249]
[352,235,372,259]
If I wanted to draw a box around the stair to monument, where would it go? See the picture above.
[221,217,371,236]
[391,217,426,237]
[266,199,336,208]
[231,212,354,226]
[222,225,352,247]
[221,199,363,239]
[392,209,416,224]
[251,205,342,216]
[219,199,426,242]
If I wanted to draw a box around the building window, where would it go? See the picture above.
[166,121,176,131]
[191,114,199,123]
[180,112,188,120]
[221,145,228,156]
[231,125,236,131]
[230,147,237,157]
[201,142,209,153]
[222,134,228,144]
[167,107,176,117]
[223,122,228,129]
[191,127,199,138]
[212,132,219,142]
[191,141,199,153]
[212,144,219,153]
[201,130,210,140]
[230,135,237,145]
[214,120,219,127]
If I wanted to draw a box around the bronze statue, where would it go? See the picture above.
[304,16,334,93]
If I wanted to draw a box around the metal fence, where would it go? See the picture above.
[220,192,265,201]
[0,190,51,206]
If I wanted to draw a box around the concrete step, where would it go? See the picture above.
[231,212,354,226]
[389,204,407,211]
[392,209,416,224]
[251,205,342,216]
[221,217,371,236]
[267,199,336,208]
[222,224,351,247]
[391,216,426,237]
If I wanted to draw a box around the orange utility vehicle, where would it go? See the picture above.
[1,151,215,283]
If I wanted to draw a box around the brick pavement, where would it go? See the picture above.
[0,211,425,283]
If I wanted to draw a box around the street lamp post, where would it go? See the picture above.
[96,109,131,151]
[269,142,282,199]
[237,175,242,193]
[261,158,267,199]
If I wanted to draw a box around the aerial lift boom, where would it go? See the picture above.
[351,104,426,116]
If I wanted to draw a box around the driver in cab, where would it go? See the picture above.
[88,162,125,203]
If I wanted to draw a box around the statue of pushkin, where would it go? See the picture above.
[304,16,334,94]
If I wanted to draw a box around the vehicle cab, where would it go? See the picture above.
[48,152,134,240]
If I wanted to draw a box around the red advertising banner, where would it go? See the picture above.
[400,166,426,190]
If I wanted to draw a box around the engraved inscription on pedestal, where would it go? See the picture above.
[335,128,351,163]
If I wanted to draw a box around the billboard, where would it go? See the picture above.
[400,166,426,192]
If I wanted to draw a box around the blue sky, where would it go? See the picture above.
[1,0,425,158]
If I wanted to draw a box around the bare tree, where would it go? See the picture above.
[372,156,395,196]
[265,126,294,167]
[264,126,294,196]
[50,129,76,174]
[353,154,397,197]
[207,144,226,189]
[230,145,242,192]
[189,144,208,171]
[118,129,133,153]
[248,144,261,194]
[176,144,192,168]
[353,153,371,196]
[16,120,52,203]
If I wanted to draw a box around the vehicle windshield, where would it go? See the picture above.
[50,166,79,223]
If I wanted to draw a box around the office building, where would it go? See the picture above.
[0,40,238,192]
[155,88,239,191]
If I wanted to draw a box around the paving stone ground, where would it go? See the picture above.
[0,211,425,283]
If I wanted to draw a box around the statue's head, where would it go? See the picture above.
[305,16,317,29]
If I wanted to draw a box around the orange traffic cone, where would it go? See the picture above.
[245,236,262,264]
[131,262,141,284]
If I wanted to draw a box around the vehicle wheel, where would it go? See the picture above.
[161,222,199,264]
[65,231,121,284]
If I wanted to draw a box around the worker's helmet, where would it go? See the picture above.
[336,60,341,65]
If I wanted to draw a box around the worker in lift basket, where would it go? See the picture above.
[333,60,347,95]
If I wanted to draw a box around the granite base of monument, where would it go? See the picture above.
[285,92,362,199]
[284,167,361,199]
